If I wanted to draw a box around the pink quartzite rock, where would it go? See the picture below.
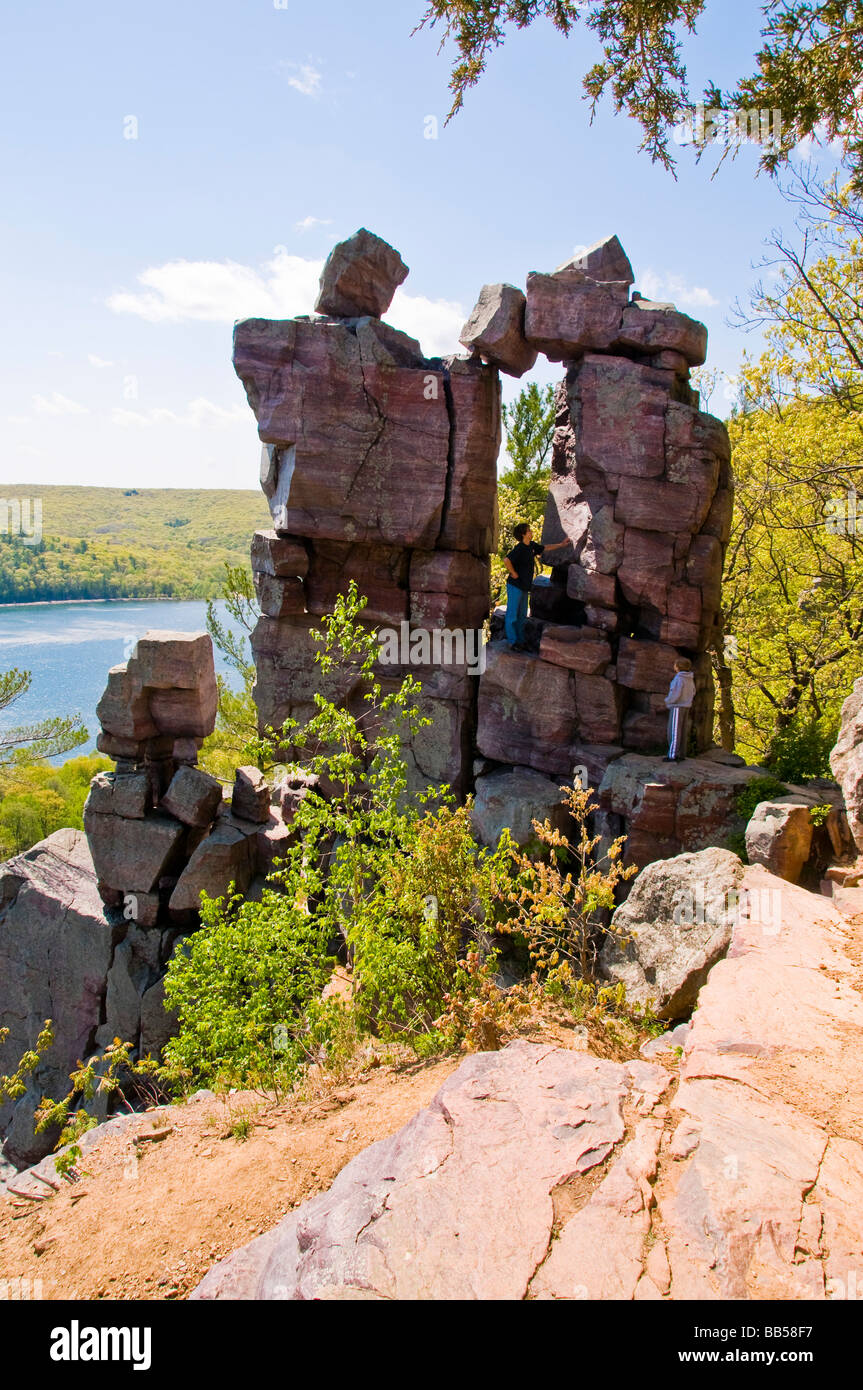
[830,676,863,852]
[437,355,501,557]
[160,765,223,829]
[744,799,813,884]
[476,645,578,776]
[617,299,708,367]
[538,625,612,675]
[524,270,630,361]
[234,318,449,547]
[232,767,271,824]
[556,235,634,286]
[250,529,309,579]
[314,228,408,319]
[190,1042,670,1300]
[459,283,537,378]
[83,808,186,894]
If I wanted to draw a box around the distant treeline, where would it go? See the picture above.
[0,485,270,602]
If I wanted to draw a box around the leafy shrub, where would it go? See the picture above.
[734,775,789,824]
[766,715,838,783]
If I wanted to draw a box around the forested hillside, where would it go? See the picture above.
[0,486,270,602]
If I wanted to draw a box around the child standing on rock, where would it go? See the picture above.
[503,523,569,650]
[664,658,696,762]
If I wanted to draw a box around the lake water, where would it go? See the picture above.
[0,599,242,760]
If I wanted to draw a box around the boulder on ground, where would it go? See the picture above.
[459,283,537,378]
[745,800,813,884]
[600,847,745,1019]
[85,770,149,820]
[830,676,863,853]
[314,228,408,319]
[471,766,570,848]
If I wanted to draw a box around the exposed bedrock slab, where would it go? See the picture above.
[459,282,537,378]
[654,867,863,1299]
[193,867,863,1302]
[191,1043,670,1301]
[314,227,408,319]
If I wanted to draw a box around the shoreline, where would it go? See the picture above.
[0,595,217,609]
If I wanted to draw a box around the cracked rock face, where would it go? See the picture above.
[191,1041,670,1301]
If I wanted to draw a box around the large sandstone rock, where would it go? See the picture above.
[470,766,570,848]
[557,234,634,286]
[830,676,863,852]
[235,318,450,547]
[600,848,745,1019]
[83,807,186,895]
[0,830,115,1167]
[191,1043,669,1300]
[745,799,813,884]
[314,228,408,318]
[459,283,537,378]
[525,270,630,360]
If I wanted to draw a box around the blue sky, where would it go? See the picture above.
[0,0,842,491]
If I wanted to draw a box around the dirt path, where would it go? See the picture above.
[0,1056,458,1301]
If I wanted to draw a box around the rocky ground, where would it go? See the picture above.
[191,869,863,1301]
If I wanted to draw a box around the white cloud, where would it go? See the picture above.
[388,288,466,357]
[107,249,324,324]
[283,63,322,98]
[639,270,719,310]
[295,215,332,232]
[107,250,466,357]
[32,391,89,416]
[110,398,250,429]
[87,353,114,368]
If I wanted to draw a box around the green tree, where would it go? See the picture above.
[416,2,863,184]
[718,170,863,765]
[0,667,87,768]
[501,382,556,515]
[200,564,263,780]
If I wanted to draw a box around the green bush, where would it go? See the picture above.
[766,716,838,783]
[734,775,790,825]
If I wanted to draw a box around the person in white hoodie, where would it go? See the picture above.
[664,658,696,762]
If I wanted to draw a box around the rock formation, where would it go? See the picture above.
[0,830,184,1167]
[190,866,863,1301]
[234,230,500,797]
